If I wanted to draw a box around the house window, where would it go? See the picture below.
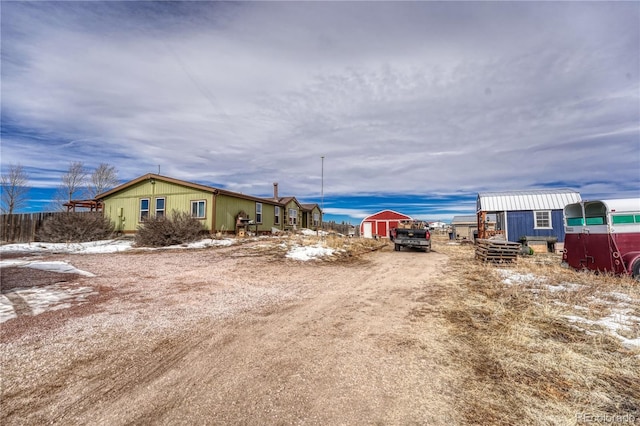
[191,200,206,219]
[155,197,165,218]
[140,198,150,222]
[534,211,552,229]
[288,208,298,225]
[256,202,263,223]
[274,206,280,225]
[313,212,320,227]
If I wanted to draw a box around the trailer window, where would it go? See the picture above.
[584,202,606,225]
[612,214,635,224]
[566,217,584,226]
[586,217,605,225]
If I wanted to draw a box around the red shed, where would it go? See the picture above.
[360,210,413,239]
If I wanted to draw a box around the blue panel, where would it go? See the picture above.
[506,210,566,242]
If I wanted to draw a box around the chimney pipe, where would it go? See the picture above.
[273,182,279,200]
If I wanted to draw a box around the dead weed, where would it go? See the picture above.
[434,236,640,424]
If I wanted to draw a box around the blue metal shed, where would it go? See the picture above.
[476,189,581,243]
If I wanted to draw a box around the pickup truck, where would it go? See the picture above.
[390,220,431,252]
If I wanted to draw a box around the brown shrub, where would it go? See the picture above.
[134,210,204,247]
[37,212,114,243]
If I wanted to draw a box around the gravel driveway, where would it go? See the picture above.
[1,240,462,425]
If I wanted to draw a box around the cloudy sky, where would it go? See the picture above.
[2,1,638,223]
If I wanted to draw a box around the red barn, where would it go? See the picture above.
[360,210,413,239]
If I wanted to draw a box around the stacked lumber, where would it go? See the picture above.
[475,239,521,263]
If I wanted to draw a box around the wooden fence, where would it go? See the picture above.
[0,212,99,243]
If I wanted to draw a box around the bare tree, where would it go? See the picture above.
[61,161,88,202]
[1,164,30,215]
[49,161,87,211]
[88,163,118,198]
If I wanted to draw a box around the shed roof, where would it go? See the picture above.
[477,189,581,212]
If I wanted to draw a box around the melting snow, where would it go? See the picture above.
[0,260,96,276]
[499,269,640,350]
[0,238,238,255]
[497,269,545,285]
[286,244,335,261]
[300,229,329,237]
[0,284,98,323]
[565,310,640,349]
[0,239,133,254]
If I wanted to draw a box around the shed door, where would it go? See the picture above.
[363,222,373,238]
[377,221,388,238]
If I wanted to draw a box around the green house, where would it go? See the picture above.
[96,174,322,235]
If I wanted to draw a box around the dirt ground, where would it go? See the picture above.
[1,241,465,425]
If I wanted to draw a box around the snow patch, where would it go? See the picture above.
[0,284,98,323]
[0,260,95,277]
[286,244,335,261]
[565,310,640,349]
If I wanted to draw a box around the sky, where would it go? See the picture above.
[1,1,639,224]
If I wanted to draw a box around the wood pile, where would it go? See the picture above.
[475,239,521,263]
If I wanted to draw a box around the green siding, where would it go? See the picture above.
[215,194,282,233]
[283,200,300,228]
[103,180,214,233]
[102,176,311,234]
[301,206,322,229]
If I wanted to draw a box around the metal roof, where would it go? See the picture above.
[477,189,581,212]
[589,198,640,213]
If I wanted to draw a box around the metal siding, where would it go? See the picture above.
[552,210,567,242]
[506,210,566,242]
[603,198,640,213]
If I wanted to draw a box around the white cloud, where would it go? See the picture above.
[2,1,638,207]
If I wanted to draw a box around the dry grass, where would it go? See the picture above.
[434,235,640,424]
[284,233,388,258]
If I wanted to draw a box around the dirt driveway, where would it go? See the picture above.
[1,242,463,425]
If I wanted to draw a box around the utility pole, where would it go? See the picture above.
[321,156,324,212]
[321,156,325,232]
